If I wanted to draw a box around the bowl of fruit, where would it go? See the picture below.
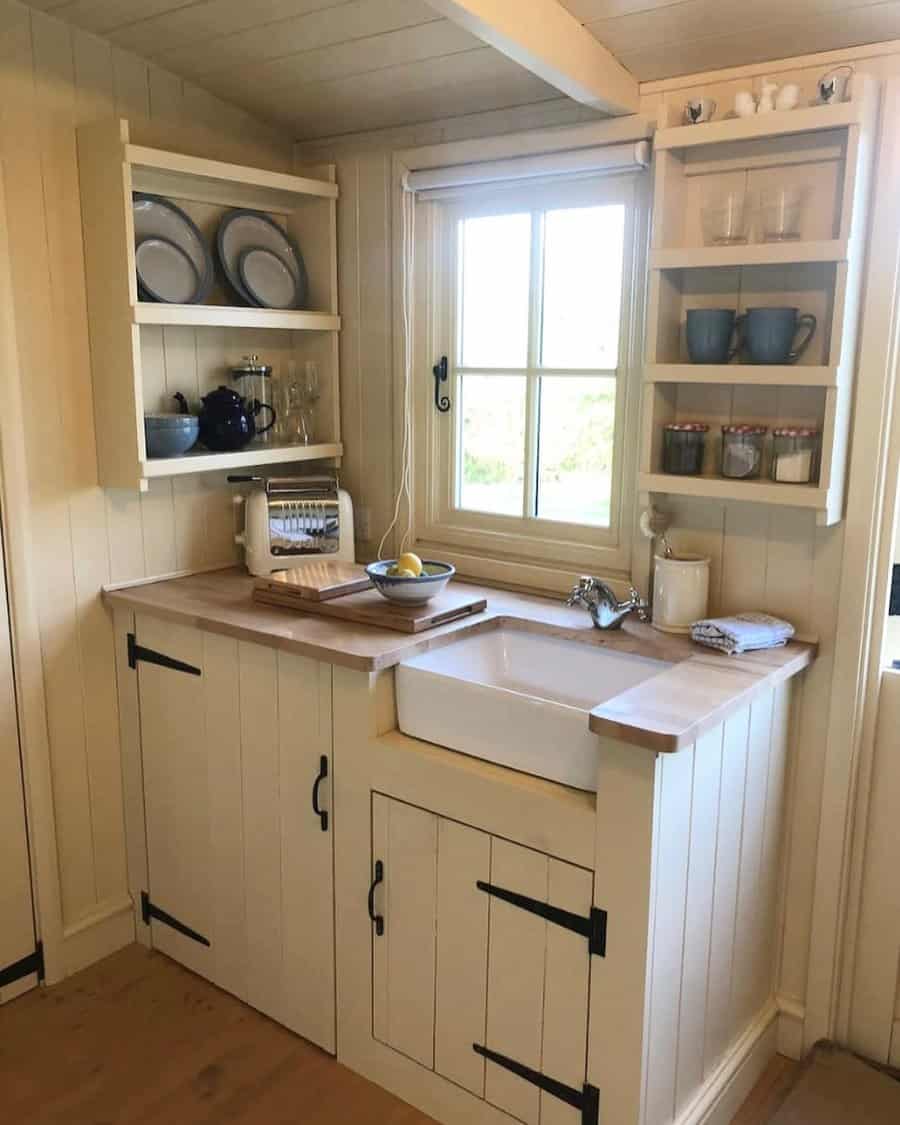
[365,554,455,606]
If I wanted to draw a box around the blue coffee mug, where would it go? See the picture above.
[742,307,817,365]
[686,308,740,364]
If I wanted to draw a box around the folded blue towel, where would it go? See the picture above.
[690,612,794,656]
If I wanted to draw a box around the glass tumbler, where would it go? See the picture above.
[760,185,807,242]
[701,190,750,246]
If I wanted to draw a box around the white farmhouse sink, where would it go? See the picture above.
[396,627,669,792]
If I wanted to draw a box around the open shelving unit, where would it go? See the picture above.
[640,76,877,526]
[77,118,343,491]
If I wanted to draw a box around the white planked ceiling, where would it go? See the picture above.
[23,0,563,138]
[560,0,900,81]
[23,0,900,138]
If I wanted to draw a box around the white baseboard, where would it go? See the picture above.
[776,994,806,1061]
[60,895,136,979]
[674,1000,779,1125]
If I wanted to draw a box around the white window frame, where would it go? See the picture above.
[394,123,651,592]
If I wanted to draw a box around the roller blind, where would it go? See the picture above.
[403,139,650,199]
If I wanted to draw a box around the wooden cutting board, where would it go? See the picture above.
[253,584,487,633]
[255,561,372,602]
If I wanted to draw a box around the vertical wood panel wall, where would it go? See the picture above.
[295,47,900,1049]
[0,0,291,944]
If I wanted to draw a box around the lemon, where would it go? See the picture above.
[396,552,423,577]
[393,567,416,578]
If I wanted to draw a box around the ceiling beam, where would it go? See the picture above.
[425,0,639,116]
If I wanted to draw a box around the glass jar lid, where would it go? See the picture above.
[773,426,820,437]
[664,422,709,431]
[722,424,768,434]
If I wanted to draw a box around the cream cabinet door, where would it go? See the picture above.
[136,617,336,1052]
[0,533,36,1005]
[371,795,595,1125]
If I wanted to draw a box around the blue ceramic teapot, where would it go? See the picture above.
[198,385,274,452]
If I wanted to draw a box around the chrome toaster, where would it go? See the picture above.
[230,474,355,577]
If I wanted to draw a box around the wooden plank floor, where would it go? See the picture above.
[0,943,795,1124]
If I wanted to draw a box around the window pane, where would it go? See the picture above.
[458,375,526,516]
[537,376,616,526]
[541,205,625,369]
[460,213,530,368]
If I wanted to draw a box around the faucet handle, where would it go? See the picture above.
[566,575,594,607]
[629,585,651,622]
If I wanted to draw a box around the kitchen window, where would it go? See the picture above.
[411,171,645,585]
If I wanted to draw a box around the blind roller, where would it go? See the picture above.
[403,140,650,198]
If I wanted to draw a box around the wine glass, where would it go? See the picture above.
[297,361,320,445]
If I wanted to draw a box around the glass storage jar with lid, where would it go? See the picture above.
[662,422,708,475]
[721,424,767,479]
[771,427,821,483]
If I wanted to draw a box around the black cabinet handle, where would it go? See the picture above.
[311,755,329,832]
[368,860,384,936]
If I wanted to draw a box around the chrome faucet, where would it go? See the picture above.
[566,575,650,630]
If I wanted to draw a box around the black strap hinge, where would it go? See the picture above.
[474,1044,599,1125]
[141,891,210,947]
[476,880,607,957]
[0,941,44,989]
[128,633,201,676]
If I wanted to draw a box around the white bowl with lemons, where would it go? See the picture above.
[366,553,455,606]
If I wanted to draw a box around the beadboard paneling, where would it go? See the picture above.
[0,0,291,934]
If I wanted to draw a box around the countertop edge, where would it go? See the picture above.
[588,644,815,751]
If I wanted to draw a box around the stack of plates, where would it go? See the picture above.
[133,193,213,304]
[217,210,308,310]
[132,197,309,311]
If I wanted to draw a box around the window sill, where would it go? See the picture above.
[406,541,635,601]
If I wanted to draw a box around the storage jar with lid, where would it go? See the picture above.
[771,427,821,483]
[721,425,767,479]
[662,423,708,475]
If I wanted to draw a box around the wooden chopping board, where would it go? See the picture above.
[253,584,487,633]
[255,561,372,602]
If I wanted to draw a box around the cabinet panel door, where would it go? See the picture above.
[372,794,438,1067]
[138,616,229,985]
[239,642,336,1052]
[277,651,335,1052]
[540,859,594,1125]
[0,527,35,1005]
[139,623,336,1052]
[485,840,593,1125]
[434,817,491,1096]
[484,838,549,1125]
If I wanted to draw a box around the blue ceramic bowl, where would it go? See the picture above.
[366,560,455,605]
[144,414,200,458]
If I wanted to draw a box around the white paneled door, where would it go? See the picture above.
[0,518,37,1004]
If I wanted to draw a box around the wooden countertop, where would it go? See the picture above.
[103,567,814,753]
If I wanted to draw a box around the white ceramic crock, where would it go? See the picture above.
[652,553,710,634]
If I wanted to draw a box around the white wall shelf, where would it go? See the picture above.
[646,364,839,387]
[142,442,343,479]
[651,240,848,269]
[77,117,342,491]
[639,472,825,509]
[641,75,877,527]
[654,95,865,150]
[133,304,341,332]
